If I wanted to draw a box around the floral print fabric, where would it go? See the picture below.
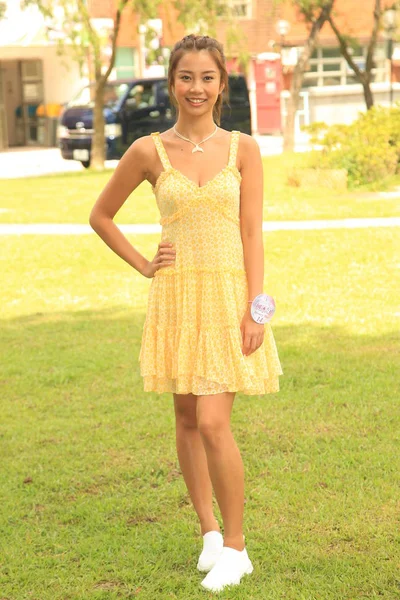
[138,130,283,395]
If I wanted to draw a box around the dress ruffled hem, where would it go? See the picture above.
[139,322,283,396]
[141,374,281,396]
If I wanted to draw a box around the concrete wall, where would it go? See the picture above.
[307,82,400,126]
[0,45,85,105]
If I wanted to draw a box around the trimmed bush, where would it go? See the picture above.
[302,104,400,187]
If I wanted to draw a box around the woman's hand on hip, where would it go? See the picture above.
[142,242,176,278]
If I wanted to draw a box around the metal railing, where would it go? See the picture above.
[280,90,310,134]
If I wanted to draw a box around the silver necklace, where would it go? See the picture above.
[173,124,218,153]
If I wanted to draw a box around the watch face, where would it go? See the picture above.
[251,294,276,323]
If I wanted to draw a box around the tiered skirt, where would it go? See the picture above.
[139,268,283,395]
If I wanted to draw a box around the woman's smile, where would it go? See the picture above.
[186,98,207,106]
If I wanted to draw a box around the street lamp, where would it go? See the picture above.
[274,20,291,137]
[275,19,291,49]
[383,9,397,106]
[161,47,171,76]
[138,23,147,78]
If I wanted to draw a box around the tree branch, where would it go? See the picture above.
[294,0,335,96]
[77,0,102,77]
[307,0,335,46]
[101,0,129,84]
[366,0,381,73]
[328,14,364,81]
[284,0,335,151]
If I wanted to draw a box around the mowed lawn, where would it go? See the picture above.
[1,155,400,599]
[1,208,399,599]
[1,153,400,224]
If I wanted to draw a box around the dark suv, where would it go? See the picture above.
[58,75,251,167]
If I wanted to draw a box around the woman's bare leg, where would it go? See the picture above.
[173,392,220,536]
[196,392,245,552]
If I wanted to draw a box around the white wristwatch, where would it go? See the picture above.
[248,293,276,324]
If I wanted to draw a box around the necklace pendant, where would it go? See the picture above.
[192,145,204,153]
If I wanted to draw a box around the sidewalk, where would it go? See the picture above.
[253,133,311,155]
[0,146,119,179]
[1,218,399,236]
[0,134,311,180]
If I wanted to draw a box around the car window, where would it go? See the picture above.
[126,82,156,109]
[157,81,170,107]
[228,76,249,105]
[67,83,129,108]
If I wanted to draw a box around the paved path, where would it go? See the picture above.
[1,217,399,236]
[0,147,119,179]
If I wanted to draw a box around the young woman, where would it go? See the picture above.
[90,34,283,593]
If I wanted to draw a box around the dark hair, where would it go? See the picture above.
[167,34,229,125]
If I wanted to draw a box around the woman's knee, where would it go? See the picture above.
[173,393,198,429]
[197,417,230,447]
[196,392,234,446]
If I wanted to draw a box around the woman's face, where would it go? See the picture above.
[172,50,224,117]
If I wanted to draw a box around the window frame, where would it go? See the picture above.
[302,44,388,88]
[216,0,253,20]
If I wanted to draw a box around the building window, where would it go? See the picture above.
[115,48,135,80]
[303,44,387,87]
[216,0,252,19]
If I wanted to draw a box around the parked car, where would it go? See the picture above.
[58,75,251,168]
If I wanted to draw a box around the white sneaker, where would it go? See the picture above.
[200,544,254,592]
[197,531,224,573]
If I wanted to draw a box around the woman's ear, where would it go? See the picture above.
[219,82,225,95]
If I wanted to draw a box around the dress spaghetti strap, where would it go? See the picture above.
[151,132,172,170]
[228,130,240,169]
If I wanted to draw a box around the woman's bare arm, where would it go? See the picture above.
[238,133,265,302]
[89,137,155,277]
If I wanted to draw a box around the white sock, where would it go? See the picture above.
[197,530,223,572]
[203,530,223,552]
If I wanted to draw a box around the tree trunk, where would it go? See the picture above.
[91,79,106,170]
[87,3,125,170]
[283,0,334,152]
[284,102,296,153]
[361,77,374,110]
[328,0,380,111]
[284,59,307,152]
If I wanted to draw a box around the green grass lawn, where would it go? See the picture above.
[1,154,400,224]
[1,226,399,599]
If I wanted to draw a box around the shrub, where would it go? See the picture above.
[302,103,400,186]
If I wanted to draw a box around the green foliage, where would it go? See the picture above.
[303,103,400,186]
[225,22,251,73]
[23,0,93,72]
[173,0,217,34]
[172,0,251,71]
[301,121,329,146]
[295,0,334,20]
[25,0,160,75]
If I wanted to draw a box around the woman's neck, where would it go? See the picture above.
[173,116,217,142]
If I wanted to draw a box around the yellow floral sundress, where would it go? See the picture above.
[138,130,283,395]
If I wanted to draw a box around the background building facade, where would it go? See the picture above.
[1,0,399,149]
